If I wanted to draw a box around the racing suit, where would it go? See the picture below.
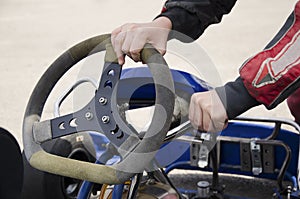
[158,0,300,123]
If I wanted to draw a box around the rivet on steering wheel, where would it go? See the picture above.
[99,97,107,105]
[101,116,110,124]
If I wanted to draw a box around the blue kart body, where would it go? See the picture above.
[83,67,300,198]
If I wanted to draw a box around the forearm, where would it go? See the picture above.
[157,7,202,41]
[157,0,237,41]
[216,1,300,118]
[215,78,260,119]
[240,2,300,109]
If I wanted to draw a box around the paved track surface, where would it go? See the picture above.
[0,0,298,147]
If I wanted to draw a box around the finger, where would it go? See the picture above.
[122,31,134,57]
[152,28,169,55]
[210,119,228,133]
[130,34,147,62]
[196,91,217,132]
[195,105,203,131]
[111,26,122,49]
[153,40,167,56]
[113,32,126,65]
[157,46,166,56]
[210,90,228,132]
[189,95,195,128]
[202,109,212,132]
[224,119,229,129]
[189,95,196,129]
[189,94,203,130]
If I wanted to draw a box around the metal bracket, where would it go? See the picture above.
[240,142,252,172]
[261,144,275,173]
[250,139,263,175]
[190,132,217,168]
[190,140,210,168]
[198,144,210,168]
[190,142,201,167]
[240,140,275,174]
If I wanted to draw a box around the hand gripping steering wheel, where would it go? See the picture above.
[23,34,175,184]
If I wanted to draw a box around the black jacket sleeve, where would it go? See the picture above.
[157,0,237,41]
[215,77,260,119]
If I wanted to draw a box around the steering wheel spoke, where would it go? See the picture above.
[32,98,100,143]
[52,100,99,137]
[94,62,138,147]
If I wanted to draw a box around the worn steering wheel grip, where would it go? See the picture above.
[23,34,175,184]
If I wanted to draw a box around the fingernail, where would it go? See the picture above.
[118,59,124,65]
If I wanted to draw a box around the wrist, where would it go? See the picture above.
[215,78,260,119]
[153,16,172,30]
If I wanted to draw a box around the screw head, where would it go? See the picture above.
[99,97,107,105]
[102,116,110,124]
[85,112,93,120]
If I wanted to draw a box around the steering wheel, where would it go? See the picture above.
[23,34,175,184]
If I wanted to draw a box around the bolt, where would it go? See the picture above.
[99,97,107,105]
[85,112,93,120]
[102,116,110,124]
[148,178,156,185]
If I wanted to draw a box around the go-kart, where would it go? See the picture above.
[21,34,300,199]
